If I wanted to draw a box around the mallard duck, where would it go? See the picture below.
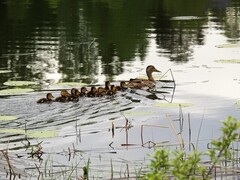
[96,87,106,97]
[37,93,54,103]
[128,65,160,89]
[107,85,117,95]
[87,86,97,97]
[79,87,88,97]
[55,90,71,102]
[116,81,128,91]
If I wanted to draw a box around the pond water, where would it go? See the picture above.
[1,0,240,179]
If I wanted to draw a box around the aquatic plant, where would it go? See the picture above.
[144,116,240,179]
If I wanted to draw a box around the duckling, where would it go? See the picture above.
[107,85,117,96]
[116,81,128,91]
[96,87,106,97]
[55,90,71,102]
[87,86,97,97]
[37,93,54,103]
[104,81,111,91]
[68,88,80,102]
[128,65,161,89]
[79,87,88,97]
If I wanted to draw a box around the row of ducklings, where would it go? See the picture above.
[37,81,127,103]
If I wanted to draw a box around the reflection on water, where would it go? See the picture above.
[1,0,240,178]
[0,0,239,86]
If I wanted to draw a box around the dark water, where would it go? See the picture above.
[1,0,240,179]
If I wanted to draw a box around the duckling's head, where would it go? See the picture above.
[120,81,127,88]
[75,89,80,96]
[91,86,97,93]
[61,90,71,97]
[80,87,88,93]
[71,88,77,95]
[105,81,111,90]
[98,87,106,94]
[47,93,54,100]
[111,85,116,92]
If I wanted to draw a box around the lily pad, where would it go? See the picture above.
[123,111,153,117]
[0,88,34,96]
[215,44,240,48]
[0,128,58,138]
[56,82,88,87]
[27,130,58,138]
[0,70,11,74]
[215,59,240,64]
[3,81,38,87]
[153,102,193,108]
[0,115,17,121]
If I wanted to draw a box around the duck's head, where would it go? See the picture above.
[60,90,71,97]
[81,87,88,93]
[105,81,111,90]
[146,65,160,73]
[47,93,54,100]
[146,65,161,81]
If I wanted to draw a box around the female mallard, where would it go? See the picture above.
[128,65,160,89]
[87,86,97,97]
[55,90,71,102]
[79,87,88,97]
[116,81,128,91]
[37,93,54,103]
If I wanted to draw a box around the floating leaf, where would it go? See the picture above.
[215,44,240,48]
[0,115,17,121]
[215,59,240,64]
[0,129,25,134]
[27,130,58,138]
[56,82,88,87]
[0,70,11,74]
[170,16,202,20]
[4,81,38,87]
[153,102,193,108]
[0,128,57,138]
[123,111,153,117]
[0,88,34,96]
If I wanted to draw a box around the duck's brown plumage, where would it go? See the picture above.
[37,93,54,103]
[96,87,106,97]
[79,87,88,97]
[107,85,117,95]
[87,86,97,97]
[68,88,80,102]
[128,65,160,89]
[116,81,128,91]
[55,90,71,102]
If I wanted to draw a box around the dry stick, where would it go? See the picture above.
[188,113,192,151]
[196,112,205,150]
[166,114,184,150]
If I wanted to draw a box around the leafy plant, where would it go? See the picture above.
[144,116,240,179]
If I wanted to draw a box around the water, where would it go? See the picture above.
[0,0,240,179]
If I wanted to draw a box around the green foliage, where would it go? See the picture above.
[144,116,240,179]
